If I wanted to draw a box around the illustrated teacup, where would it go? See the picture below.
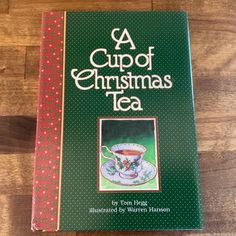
[101,143,146,179]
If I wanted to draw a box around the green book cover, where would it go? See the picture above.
[32,11,203,231]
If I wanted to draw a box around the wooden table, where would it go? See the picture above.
[0,1,236,235]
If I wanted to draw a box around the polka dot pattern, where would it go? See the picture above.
[32,11,64,231]
[59,12,203,231]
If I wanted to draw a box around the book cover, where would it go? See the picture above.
[31,11,203,231]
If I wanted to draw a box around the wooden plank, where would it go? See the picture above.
[153,1,236,78]
[197,118,236,152]
[0,154,33,195]
[0,116,36,154]
[0,47,38,116]
[194,73,236,150]
[25,46,39,81]
[9,0,152,15]
[0,15,41,46]
[0,79,38,116]
[199,151,236,235]
[200,151,236,190]
[0,47,39,116]
[194,77,236,152]
[190,22,236,77]
[194,76,236,117]
[0,195,76,236]
[0,0,8,14]
[0,47,25,80]
[153,0,236,17]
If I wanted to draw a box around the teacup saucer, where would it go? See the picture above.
[101,160,157,186]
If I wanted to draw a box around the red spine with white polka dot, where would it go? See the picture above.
[31,11,65,232]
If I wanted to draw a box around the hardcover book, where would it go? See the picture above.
[31,11,203,231]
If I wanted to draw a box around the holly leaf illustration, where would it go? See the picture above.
[106,166,117,175]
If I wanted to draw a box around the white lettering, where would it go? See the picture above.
[71,69,94,90]
[106,90,143,112]
[111,28,136,50]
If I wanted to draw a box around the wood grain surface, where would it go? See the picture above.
[0,0,236,235]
